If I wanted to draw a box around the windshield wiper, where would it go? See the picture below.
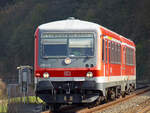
[43,56,49,59]
[69,54,76,57]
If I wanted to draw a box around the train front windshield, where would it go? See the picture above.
[41,33,94,58]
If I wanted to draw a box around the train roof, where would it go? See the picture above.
[100,26,135,47]
[39,17,100,31]
[38,17,135,47]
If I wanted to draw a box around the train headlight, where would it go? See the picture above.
[64,57,71,65]
[86,72,93,78]
[43,72,49,78]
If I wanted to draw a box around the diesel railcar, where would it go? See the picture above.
[34,17,136,110]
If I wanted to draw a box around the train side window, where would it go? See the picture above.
[110,42,112,63]
[129,48,130,65]
[131,49,133,65]
[105,40,107,63]
[129,48,131,65]
[123,47,126,64]
[126,47,128,65]
[128,48,129,65]
[126,47,127,65]
[133,50,134,65]
[117,44,119,64]
[111,42,114,64]
[127,47,133,65]
[109,42,111,63]
[113,43,114,63]
[115,43,117,64]
[134,49,136,65]
[114,43,116,63]
[133,49,134,65]
[118,44,121,64]
[113,42,115,63]
[110,42,111,63]
[126,47,131,65]
[102,39,105,62]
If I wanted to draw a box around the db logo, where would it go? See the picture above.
[64,71,71,76]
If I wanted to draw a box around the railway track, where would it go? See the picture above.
[41,87,150,113]
[137,106,150,113]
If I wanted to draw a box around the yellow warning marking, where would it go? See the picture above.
[108,36,112,40]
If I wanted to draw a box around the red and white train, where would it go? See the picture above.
[34,17,136,110]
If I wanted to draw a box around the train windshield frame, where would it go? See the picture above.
[41,33,95,58]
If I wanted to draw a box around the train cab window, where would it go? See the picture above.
[41,34,94,58]
[42,39,67,57]
[68,38,93,57]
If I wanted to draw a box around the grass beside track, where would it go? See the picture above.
[8,96,43,103]
[0,103,7,113]
[0,96,43,113]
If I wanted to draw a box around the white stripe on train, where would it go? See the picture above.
[35,75,136,83]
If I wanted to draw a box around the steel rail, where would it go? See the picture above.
[77,87,150,113]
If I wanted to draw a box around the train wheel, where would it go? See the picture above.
[116,87,121,98]
[107,88,116,101]
[95,96,103,105]
[121,91,126,98]
[42,104,49,111]
[131,84,136,92]
[88,102,95,108]
[110,90,116,100]
[50,104,60,112]
[87,97,103,108]
[128,88,131,94]
[127,84,135,95]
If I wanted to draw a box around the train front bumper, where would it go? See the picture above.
[36,80,100,104]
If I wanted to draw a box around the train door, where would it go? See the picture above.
[102,38,109,78]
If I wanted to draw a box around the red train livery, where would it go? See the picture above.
[34,17,136,110]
